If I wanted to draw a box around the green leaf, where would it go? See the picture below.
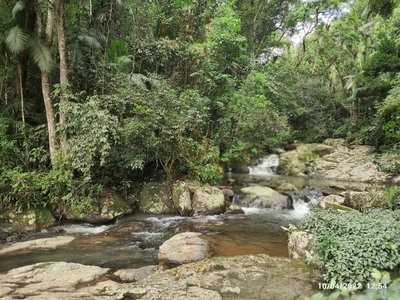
[12,0,25,19]
[30,38,53,72]
[5,26,28,54]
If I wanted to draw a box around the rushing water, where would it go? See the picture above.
[248,154,280,176]
[0,154,326,273]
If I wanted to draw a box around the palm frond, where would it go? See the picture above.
[12,1,25,19]
[29,38,53,72]
[5,26,28,54]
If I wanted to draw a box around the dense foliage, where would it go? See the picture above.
[0,0,399,214]
[302,209,400,285]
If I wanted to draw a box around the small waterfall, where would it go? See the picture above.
[248,154,280,176]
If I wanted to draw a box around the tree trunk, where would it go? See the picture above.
[17,63,25,127]
[38,0,58,165]
[42,72,58,164]
[57,0,69,153]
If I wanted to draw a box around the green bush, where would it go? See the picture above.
[302,209,400,285]
[376,150,400,175]
[0,168,101,215]
[375,86,400,147]
[385,186,400,209]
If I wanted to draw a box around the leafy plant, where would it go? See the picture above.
[302,209,400,285]
[385,186,400,209]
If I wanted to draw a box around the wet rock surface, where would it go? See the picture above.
[240,186,288,209]
[0,236,75,255]
[158,232,212,268]
[277,139,389,183]
[0,255,316,300]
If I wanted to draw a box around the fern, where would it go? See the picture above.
[30,38,52,72]
[11,1,25,19]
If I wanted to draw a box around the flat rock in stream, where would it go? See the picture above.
[0,262,109,299]
[0,236,75,255]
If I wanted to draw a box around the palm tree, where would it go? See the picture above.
[4,0,56,165]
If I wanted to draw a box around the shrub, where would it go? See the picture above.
[376,150,400,175]
[0,168,101,215]
[385,186,400,209]
[301,209,400,285]
[375,86,400,147]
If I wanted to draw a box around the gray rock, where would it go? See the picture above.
[65,192,132,223]
[345,190,388,209]
[0,262,109,299]
[240,186,288,209]
[158,232,212,268]
[0,254,316,300]
[172,181,193,215]
[192,186,226,215]
[138,182,174,214]
[288,230,314,260]
[171,182,227,215]
[319,195,345,209]
[142,254,316,300]
[114,265,157,282]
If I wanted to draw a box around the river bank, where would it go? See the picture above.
[0,139,398,299]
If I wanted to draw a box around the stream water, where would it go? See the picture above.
[0,155,353,273]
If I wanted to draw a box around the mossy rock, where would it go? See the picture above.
[1,208,55,233]
[278,143,335,176]
[138,182,174,214]
[64,192,132,223]
[345,190,388,209]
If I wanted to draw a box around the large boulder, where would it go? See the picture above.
[64,191,132,223]
[310,144,389,182]
[288,230,314,260]
[172,181,193,215]
[171,182,226,216]
[240,186,288,209]
[192,186,225,215]
[278,144,333,176]
[345,190,388,209]
[99,191,133,220]
[158,232,212,268]
[138,182,174,214]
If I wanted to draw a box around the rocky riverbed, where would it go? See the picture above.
[0,138,397,299]
[0,254,317,300]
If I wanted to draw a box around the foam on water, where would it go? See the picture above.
[54,224,112,235]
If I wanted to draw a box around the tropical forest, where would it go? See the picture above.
[0,0,400,299]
